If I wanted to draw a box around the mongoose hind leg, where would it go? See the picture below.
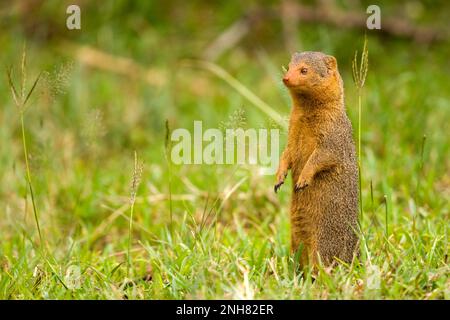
[290,216,314,269]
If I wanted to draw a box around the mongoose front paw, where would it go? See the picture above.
[274,170,288,193]
[295,177,310,192]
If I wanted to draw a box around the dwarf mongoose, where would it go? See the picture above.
[275,51,359,267]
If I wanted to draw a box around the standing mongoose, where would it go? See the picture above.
[274,51,359,268]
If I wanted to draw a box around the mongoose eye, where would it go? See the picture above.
[300,67,308,75]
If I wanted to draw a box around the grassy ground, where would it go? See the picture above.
[0,2,449,299]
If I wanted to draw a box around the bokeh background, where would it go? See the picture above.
[0,0,448,299]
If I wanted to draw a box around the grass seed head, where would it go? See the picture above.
[130,151,144,204]
[352,36,369,90]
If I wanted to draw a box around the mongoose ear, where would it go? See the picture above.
[324,55,337,71]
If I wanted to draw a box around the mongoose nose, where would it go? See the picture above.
[282,76,289,84]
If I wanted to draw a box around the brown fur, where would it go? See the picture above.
[275,51,359,267]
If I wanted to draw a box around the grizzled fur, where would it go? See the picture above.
[275,51,359,267]
[291,51,329,77]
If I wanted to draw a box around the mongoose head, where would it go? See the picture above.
[283,51,343,101]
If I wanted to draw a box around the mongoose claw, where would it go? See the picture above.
[294,180,309,192]
[274,181,284,193]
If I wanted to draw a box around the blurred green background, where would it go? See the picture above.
[0,0,448,299]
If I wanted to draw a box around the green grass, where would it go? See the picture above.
[0,2,449,299]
